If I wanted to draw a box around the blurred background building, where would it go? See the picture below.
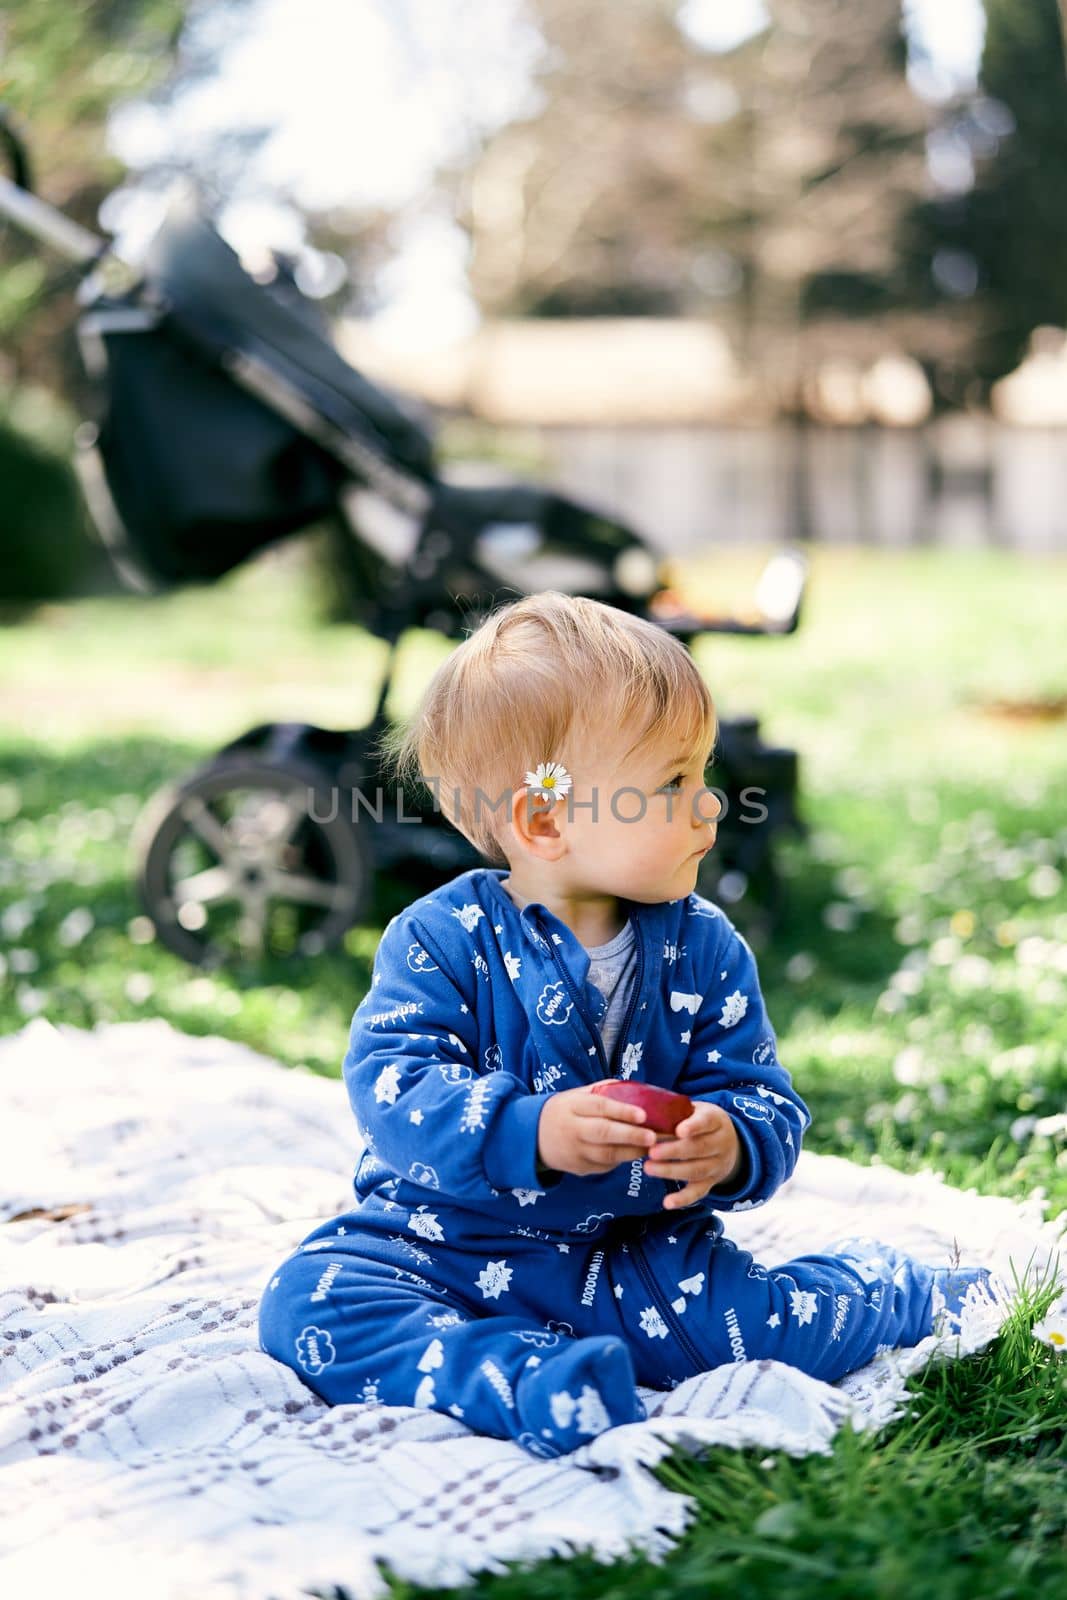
[2,0,1067,608]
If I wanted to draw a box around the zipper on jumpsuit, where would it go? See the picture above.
[627,1230,709,1375]
[545,924,709,1375]
[543,919,644,1081]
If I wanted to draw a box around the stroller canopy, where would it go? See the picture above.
[82,195,437,589]
[143,197,436,483]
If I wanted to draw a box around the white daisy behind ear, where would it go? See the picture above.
[525,761,572,805]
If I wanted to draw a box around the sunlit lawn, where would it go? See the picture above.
[1,539,1066,1597]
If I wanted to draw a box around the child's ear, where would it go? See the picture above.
[509,782,567,862]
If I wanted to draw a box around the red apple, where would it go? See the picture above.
[589,1079,694,1135]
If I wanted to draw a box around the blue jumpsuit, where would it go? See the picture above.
[259,868,991,1458]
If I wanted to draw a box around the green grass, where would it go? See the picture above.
[1,540,1066,1597]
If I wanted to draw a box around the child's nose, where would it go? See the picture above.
[695,794,721,826]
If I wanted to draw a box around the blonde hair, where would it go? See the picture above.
[373,591,717,867]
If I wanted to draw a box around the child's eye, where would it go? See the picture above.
[661,762,715,794]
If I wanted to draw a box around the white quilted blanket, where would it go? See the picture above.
[1,1016,1064,1600]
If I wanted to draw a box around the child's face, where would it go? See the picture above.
[522,733,720,905]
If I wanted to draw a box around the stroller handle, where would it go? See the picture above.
[0,107,107,264]
[0,173,106,264]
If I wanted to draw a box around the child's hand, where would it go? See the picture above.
[537,1085,658,1177]
[642,1102,744,1209]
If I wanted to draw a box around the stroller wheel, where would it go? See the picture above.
[133,756,370,968]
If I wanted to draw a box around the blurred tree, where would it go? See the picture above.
[0,0,192,606]
[449,0,698,317]
[900,0,1067,406]
[0,0,195,606]
[974,0,1067,389]
[446,0,940,409]
[0,0,191,399]
[701,0,936,412]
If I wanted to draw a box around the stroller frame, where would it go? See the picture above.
[1,113,808,971]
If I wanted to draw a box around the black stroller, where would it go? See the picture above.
[0,111,809,970]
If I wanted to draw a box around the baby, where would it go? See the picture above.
[258,590,993,1457]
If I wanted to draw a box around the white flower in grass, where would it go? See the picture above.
[525,761,572,806]
[59,907,94,947]
[16,985,44,1016]
[1031,1293,1067,1351]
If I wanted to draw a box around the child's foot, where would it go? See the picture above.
[929,1263,995,1337]
[514,1334,644,1458]
[827,1237,998,1344]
